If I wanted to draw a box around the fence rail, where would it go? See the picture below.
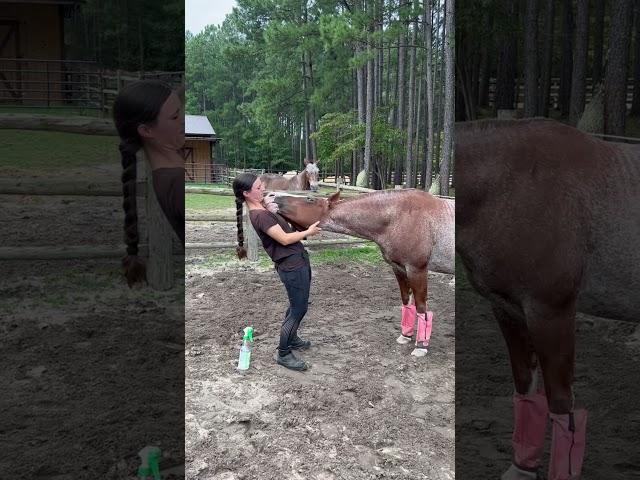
[0,59,182,116]
[487,77,637,110]
[0,113,179,289]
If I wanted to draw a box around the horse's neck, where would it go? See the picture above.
[290,172,307,190]
[323,197,390,240]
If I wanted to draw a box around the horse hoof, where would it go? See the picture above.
[396,334,412,345]
[410,347,428,357]
[500,464,540,480]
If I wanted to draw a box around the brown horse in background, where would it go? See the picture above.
[260,159,320,192]
[264,189,455,357]
[456,118,640,480]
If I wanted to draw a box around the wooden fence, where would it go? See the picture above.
[0,116,180,290]
[487,77,637,110]
[0,58,182,116]
[184,184,456,260]
[184,187,372,260]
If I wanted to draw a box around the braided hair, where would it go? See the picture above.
[112,80,173,286]
[232,173,258,259]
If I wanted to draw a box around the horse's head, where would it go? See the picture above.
[303,159,320,191]
[263,190,341,228]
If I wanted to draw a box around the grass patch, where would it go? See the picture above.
[625,115,640,139]
[186,193,235,211]
[310,245,382,265]
[0,129,119,172]
[190,244,383,270]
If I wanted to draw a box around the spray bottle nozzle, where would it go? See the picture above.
[243,326,254,342]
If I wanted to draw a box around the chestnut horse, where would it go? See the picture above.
[260,159,320,192]
[264,189,455,357]
[456,118,640,480]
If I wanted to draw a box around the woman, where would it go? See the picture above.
[233,173,322,371]
[113,80,185,286]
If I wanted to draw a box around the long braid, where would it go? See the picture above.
[120,142,146,286]
[235,197,247,259]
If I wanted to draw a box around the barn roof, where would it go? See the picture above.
[186,115,215,136]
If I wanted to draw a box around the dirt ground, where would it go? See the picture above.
[1,190,185,479]
[456,269,640,479]
[185,245,455,480]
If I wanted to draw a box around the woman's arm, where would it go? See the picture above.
[265,221,321,245]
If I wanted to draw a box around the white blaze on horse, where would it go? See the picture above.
[260,159,320,192]
[456,118,640,480]
[264,189,455,357]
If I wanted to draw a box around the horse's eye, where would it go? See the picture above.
[306,197,314,203]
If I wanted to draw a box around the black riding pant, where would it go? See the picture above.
[276,256,312,355]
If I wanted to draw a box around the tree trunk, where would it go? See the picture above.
[559,0,574,117]
[495,0,518,111]
[422,0,434,190]
[592,0,605,87]
[605,0,634,135]
[539,0,555,116]
[434,0,444,167]
[306,48,318,161]
[394,28,407,185]
[523,0,539,117]
[569,0,589,125]
[364,46,374,187]
[356,43,366,174]
[440,0,454,196]
[478,10,492,108]
[405,0,418,189]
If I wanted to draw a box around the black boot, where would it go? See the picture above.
[288,335,311,350]
[276,351,308,371]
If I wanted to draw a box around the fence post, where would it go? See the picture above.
[142,154,174,289]
[99,69,105,117]
[243,209,259,262]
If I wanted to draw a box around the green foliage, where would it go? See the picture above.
[66,0,184,71]
[185,0,445,179]
[312,110,402,163]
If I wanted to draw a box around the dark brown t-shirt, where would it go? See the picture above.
[152,167,185,246]
[249,209,306,271]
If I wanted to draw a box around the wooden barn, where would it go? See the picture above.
[184,114,219,183]
[0,0,90,107]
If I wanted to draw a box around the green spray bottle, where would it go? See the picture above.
[137,446,161,480]
[237,326,254,371]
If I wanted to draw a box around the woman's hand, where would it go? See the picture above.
[305,221,322,237]
[264,201,279,214]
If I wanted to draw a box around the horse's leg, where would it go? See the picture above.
[493,304,548,480]
[391,265,415,345]
[524,299,587,480]
[406,266,432,357]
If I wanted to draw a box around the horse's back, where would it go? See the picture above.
[456,118,640,321]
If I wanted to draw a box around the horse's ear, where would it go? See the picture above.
[328,191,340,206]
[304,158,309,166]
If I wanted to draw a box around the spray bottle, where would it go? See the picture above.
[137,446,161,480]
[237,326,254,371]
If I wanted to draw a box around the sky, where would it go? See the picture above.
[185,0,237,34]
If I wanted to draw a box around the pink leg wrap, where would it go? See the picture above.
[415,311,433,344]
[401,304,416,337]
[548,410,587,480]
[512,391,549,470]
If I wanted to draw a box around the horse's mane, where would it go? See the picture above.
[334,188,432,205]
